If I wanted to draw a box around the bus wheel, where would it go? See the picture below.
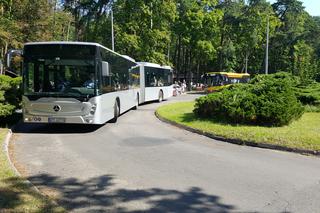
[158,91,163,102]
[110,101,120,123]
[133,93,139,110]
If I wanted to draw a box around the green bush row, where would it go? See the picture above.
[194,72,304,127]
[0,75,22,118]
[294,82,320,105]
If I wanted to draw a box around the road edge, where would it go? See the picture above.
[3,129,42,193]
[3,128,63,209]
[4,129,21,175]
[155,111,320,157]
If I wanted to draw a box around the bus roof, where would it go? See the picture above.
[137,62,172,70]
[24,41,137,63]
[206,72,250,78]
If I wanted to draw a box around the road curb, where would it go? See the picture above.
[3,129,42,193]
[3,129,20,175]
[155,111,320,157]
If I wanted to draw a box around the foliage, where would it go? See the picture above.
[194,73,304,126]
[157,102,320,151]
[116,0,177,64]
[1,0,320,84]
[294,82,320,105]
[0,75,22,118]
[0,0,74,60]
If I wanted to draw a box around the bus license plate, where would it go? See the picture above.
[48,117,66,123]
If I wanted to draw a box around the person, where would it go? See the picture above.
[37,80,44,92]
[182,80,187,93]
[83,73,96,89]
[57,74,69,92]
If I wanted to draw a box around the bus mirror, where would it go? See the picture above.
[6,49,23,76]
[102,61,110,77]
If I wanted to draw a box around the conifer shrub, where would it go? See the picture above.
[294,82,320,105]
[194,72,304,126]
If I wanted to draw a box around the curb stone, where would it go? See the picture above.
[155,111,320,157]
[3,129,20,175]
[3,129,42,193]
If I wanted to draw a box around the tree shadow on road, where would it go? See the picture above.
[3,173,236,212]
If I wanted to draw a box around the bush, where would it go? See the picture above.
[194,72,304,126]
[294,82,320,105]
[0,75,22,118]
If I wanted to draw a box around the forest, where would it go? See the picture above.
[0,0,319,83]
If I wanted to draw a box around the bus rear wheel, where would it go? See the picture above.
[110,101,120,123]
[158,91,163,102]
[133,93,139,110]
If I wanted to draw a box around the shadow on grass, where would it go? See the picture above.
[180,112,233,126]
[2,174,235,212]
[179,112,271,128]
[0,176,60,212]
[0,113,22,128]
[186,91,207,95]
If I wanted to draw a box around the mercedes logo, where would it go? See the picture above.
[53,105,61,112]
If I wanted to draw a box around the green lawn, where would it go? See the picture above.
[157,102,320,151]
[0,128,64,212]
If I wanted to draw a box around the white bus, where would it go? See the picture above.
[22,42,173,124]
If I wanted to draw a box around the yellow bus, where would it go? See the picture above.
[202,72,250,93]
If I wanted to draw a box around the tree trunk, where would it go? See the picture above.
[176,36,181,80]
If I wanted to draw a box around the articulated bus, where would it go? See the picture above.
[202,72,250,93]
[22,42,173,124]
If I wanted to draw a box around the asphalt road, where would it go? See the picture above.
[12,94,320,212]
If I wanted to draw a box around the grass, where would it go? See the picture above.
[0,128,64,212]
[157,102,320,151]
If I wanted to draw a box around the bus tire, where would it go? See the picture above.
[158,90,163,102]
[133,93,139,110]
[110,101,120,123]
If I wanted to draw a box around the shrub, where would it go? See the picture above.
[294,82,320,105]
[194,72,304,126]
[0,75,22,118]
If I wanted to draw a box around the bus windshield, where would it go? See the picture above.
[23,44,97,100]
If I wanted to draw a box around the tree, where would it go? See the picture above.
[114,0,177,64]
[270,0,306,73]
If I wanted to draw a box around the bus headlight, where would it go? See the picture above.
[90,104,97,115]
[24,117,32,122]
[85,118,93,123]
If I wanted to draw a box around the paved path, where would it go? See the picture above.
[12,94,320,212]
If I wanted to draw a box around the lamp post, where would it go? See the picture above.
[265,15,269,75]
[111,8,115,51]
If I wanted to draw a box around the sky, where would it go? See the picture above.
[268,0,319,16]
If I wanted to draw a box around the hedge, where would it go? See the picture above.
[194,72,304,127]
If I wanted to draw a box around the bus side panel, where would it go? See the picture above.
[162,85,174,100]
[95,89,137,124]
[144,87,161,102]
[144,86,173,102]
